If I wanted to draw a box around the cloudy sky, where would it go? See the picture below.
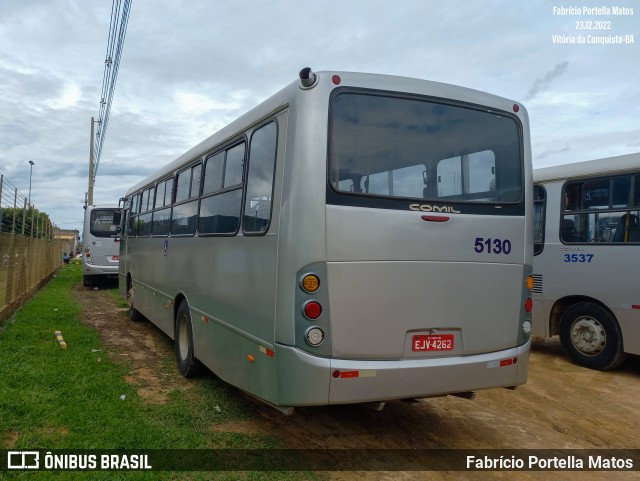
[0,0,638,232]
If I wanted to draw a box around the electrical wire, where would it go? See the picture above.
[93,0,133,179]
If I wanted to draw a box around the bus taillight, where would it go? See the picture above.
[526,275,534,290]
[305,327,324,346]
[301,274,320,293]
[524,298,533,313]
[304,301,322,320]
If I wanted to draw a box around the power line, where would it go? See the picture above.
[93,0,133,179]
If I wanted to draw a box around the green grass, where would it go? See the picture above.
[0,264,320,481]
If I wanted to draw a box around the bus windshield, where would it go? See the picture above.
[329,91,522,204]
[90,209,118,238]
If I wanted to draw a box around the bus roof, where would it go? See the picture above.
[534,152,640,183]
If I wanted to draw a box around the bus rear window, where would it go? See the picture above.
[90,209,118,238]
[329,92,522,204]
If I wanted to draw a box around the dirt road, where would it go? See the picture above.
[75,284,640,480]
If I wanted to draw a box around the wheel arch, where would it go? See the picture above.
[173,292,188,337]
[549,295,616,337]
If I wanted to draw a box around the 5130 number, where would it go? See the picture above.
[474,237,512,255]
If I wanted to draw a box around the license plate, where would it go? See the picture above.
[412,334,454,352]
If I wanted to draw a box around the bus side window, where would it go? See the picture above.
[175,168,191,203]
[564,183,580,211]
[203,152,224,194]
[243,122,278,234]
[613,212,640,242]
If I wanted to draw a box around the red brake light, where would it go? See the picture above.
[304,301,322,320]
[524,298,533,313]
[332,75,341,85]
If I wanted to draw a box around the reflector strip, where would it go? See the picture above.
[258,346,274,358]
[621,304,640,310]
[487,359,516,368]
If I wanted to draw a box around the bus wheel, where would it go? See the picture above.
[559,302,625,371]
[127,287,142,322]
[175,301,201,378]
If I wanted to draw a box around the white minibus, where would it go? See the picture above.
[82,205,120,286]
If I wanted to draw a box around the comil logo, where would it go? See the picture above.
[409,203,461,214]
[8,451,40,470]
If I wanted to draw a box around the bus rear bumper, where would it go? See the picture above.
[82,264,119,277]
[275,340,530,406]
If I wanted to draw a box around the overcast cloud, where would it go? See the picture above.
[0,0,638,231]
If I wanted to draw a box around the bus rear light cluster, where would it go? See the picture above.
[522,320,532,336]
[84,248,93,265]
[300,272,324,346]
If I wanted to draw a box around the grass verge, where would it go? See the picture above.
[0,262,319,480]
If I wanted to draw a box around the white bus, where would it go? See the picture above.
[82,205,120,286]
[532,153,640,370]
[119,68,533,412]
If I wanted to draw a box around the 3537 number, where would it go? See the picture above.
[474,237,512,255]
[563,253,594,263]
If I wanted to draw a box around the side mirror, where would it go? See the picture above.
[113,211,123,242]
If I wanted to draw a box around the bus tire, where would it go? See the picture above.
[175,301,201,378]
[127,287,142,322]
[83,276,91,287]
[559,302,625,371]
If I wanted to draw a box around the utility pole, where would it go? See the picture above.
[28,161,34,206]
[88,117,95,207]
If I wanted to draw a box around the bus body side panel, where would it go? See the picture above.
[535,241,640,355]
[273,87,330,349]
[189,111,288,405]
[128,236,175,338]
[188,235,280,404]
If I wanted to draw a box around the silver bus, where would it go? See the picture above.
[119,68,533,412]
[82,205,120,286]
[532,153,640,370]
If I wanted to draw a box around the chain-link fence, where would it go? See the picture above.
[1,174,64,321]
